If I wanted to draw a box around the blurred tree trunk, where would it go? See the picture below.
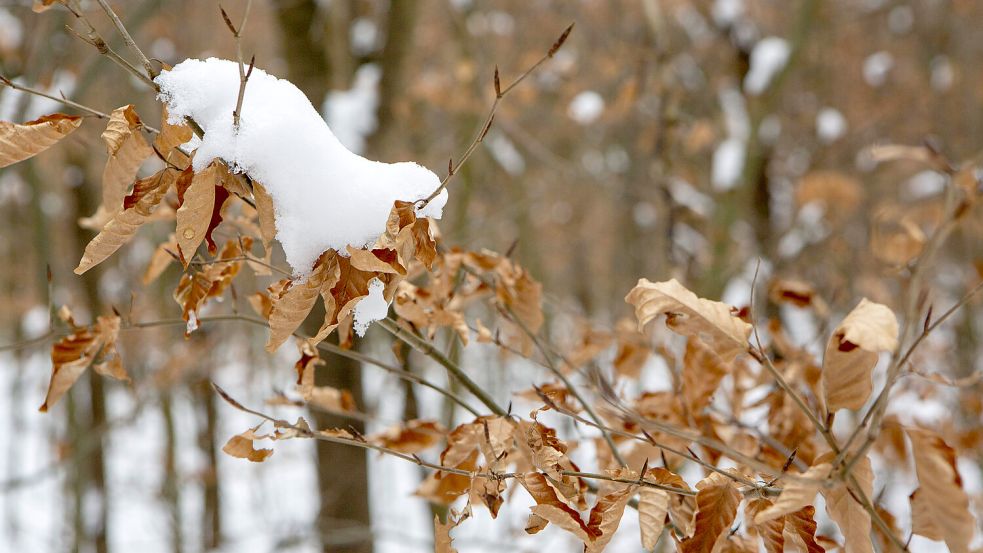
[274,4,372,551]
[66,151,111,553]
[366,0,420,157]
[273,0,333,106]
[195,378,222,551]
[160,392,184,553]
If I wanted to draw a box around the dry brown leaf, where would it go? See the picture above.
[176,163,220,264]
[584,477,637,553]
[625,278,752,362]
[822,299,898,411]
[795,171,863,224]
[0,113,81,167]
[821,454,873,553]
[371,419,446,454]
[40,313,124,412]
[76,167,179,274]
[434,515,458,553]
[96,105,153,225]
[142,234,178,285]
[677,472,741,553]
[267,252,339,351]
[638,484,670,551]
[906,428,974,553]
[222,428,274,462]
[909,489,943,541]
[32,0,64,12]
[746,499,785,553]
[682,338,731,417]
[754,463,831,523]
[784,507,826,553]
[153,106,192,169]
[252,180,277,253]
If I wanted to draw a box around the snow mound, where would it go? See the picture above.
[155,58,447,276]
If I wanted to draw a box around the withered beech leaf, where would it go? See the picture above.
[754,463,831,523]
[678,472,741,553]
[822,298,898,412]
[0,113,82,168]
[584,475,638,553]
[745,499,785,553]
[638,484,670,551]
[96,105,153,225]
[176,163,220,264]
[40,313,124,412]
[682,338,731,417]
[625,278,752,362]
[153,106,193,169]
[222,428,274,462]
[784,507,826,553]
[75,167,179,274]
[267,253,337,352]
[434,515,459,553]
[370,419,446,454]
[252,180,277,253]
[906,428,974,553]
[820,452,873,553]
[521,472,591,541]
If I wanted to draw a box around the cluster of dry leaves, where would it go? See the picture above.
[4,31,983,553]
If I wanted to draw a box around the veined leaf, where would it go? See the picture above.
[0,113,81,168]
[625,278,752,362]
[266,252,338,351]
[821,454,873,553]
[678,472,741,553]
[784,507,826,553]
[906,428,974,553]
[176,163,220,264]
[754,463,831,523]
[75,167,179,274]
[822,298,898,411]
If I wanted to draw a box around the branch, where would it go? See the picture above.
[93,0,157,80]
[378,318,507,417]
[220,1,254,130]
[418,22,574,207]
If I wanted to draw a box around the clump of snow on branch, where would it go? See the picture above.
[353,278,389,337]
[155,58,447,276]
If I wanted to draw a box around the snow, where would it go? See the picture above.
[323,63,381,154]
[155,58,447,276]
[712,137,745,190]
[567,91,604,125]
[863,51,895,87]
[816,107,847,143]
[712,0,744,27]
[744,37,790,95]
[353,278,390,336]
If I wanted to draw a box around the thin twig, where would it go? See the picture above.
[221,1,254,129]
[418,23,574,206]
[379,318,507,417]
[93,0,158,80]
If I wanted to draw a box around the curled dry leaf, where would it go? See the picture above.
[252,180,277,253]
[434,514,459,553]
[222,428,274,462]
[76,167,179,274]
[682,338,731,417]
[153,106,193,169]
[822,298,899,412]
[745,499,785,553]
[638,481,670,551]
[625,278,752,362]
[754,462,831,524]
[678,472,741,553]
[40,311,126,412]
[783,506,826,553]
[906,428,974,553]
[173,239,246,331]
[819,453,873,553]
[266,252,339,351]
[176,163,220,264]
[584,472,638,553]
[84,105,154,230]
[0,113,81,168]
[370,419,445,454]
